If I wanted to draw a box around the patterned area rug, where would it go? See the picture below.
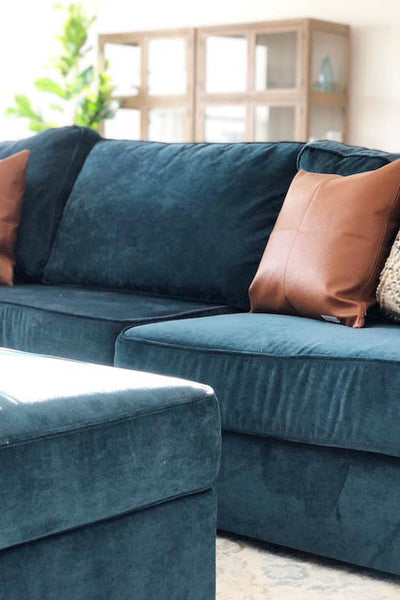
[217,534,400,599]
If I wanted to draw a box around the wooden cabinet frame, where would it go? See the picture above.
[99,18,350,143]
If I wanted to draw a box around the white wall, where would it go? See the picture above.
[1,1,400,151]
[98,0,400,152]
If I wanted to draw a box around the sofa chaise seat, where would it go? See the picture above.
[0,284,233,364]
[115,312,400,574]
[0,348,220,599]
[115,312,400,457]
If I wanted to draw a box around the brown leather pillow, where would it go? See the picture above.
[249,159,400,328]
[0,150,30,285]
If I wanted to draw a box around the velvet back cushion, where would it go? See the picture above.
[249,160,400,328]
[298,140,400,175]
[44,140,302,309]
[0,151,30,285]
[0,126,101,281]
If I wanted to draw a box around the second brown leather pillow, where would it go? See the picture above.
[0,150,30,286]
[249,159,400,328]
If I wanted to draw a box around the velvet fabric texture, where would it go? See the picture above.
[44,140,302,309]
[0,151,29,285]
[0,490,217,600]
[0,126,100,281]
[115,312,400,457]
[249,160,400,328]
[0,348,220,551]
[298,139,400,175]
[218,432,400,575]
[0,284,233,364]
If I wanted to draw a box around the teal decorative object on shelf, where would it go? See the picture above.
[315,54,334,92]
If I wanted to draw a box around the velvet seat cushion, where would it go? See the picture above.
[0,126,100,281]
[44,140,302,309]
[0,284,234,365]
[0,348,220,551]
[115,312,400,458]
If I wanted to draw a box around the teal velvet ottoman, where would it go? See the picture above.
[0,348,220,600]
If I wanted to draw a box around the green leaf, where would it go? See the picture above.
[5,94,59,132]
[34,77,67,98]
[29,121,52,132]
[67,65,94,96]
[14,95,43,120]
[49,103,64,111]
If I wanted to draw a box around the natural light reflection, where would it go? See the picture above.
[0,348,207,404]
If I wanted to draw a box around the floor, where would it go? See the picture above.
[216,534,400,600]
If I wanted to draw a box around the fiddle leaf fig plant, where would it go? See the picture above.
[6,2,117,131]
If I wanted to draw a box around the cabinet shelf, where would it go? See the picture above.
[311,91,347,107]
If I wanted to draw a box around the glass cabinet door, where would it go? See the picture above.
[255,106,296,142]
[255,32,298,90]
[104,108,140,140]
[104,43,141,97]
[309,105,345,142]
[148,108,186,142]
[205,35,247,93]
[312,31,347,94]
[197,26,302,142]
[100,30,195,142]
[148,38,187,95]
[204,106,246,142]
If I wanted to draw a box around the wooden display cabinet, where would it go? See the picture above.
[99,18,350,143]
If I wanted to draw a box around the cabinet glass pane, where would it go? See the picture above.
[310,105,345,141]
[104,109,140,140]
[148,38,186,95]
[255,32,297,90]
[205,35,247,93]
[312,31,347,93]
[148,108,186,142]
[104,43,141,96]
[204,106,246,142]
[255,106,295,142]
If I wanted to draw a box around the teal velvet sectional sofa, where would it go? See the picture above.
[2,126,400,576]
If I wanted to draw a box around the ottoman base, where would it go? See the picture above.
[0,489,216,600]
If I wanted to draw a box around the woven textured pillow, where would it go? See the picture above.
[377,230,400,322]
